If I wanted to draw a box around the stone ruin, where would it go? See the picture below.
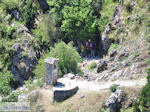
[44,57,59,85]
[44,57,78,102]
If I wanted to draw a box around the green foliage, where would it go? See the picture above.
[133,100,141,112]
[140,69,150,112]
[48,41,81,77]
[108,43,120,53]
[144,59,150,66]
[1,0,21,11]
[99,0,118,31]
[20,0,37,28]
[33,13,59,46]
[2,91,21,102]
[0,71,14,96]
[34,41,81,78]
[88,62,97,71]
[109,84,119,93]
[47,0,118,41]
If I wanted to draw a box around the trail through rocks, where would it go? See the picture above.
[58,77,146,92]
[59,58,147,92]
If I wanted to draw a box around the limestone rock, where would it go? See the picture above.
[96,59,108,73]
[106,89,126,112]
[109,50,117,58]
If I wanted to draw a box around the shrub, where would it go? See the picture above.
[140,68,150,112]
[0,71,14,96]
[108,43,120,53]
[49,41,81,77]
[2,91,21,102]
[133,100,141,112]
[88,62,97,71]
[20,0,37,29]
[2,0,21,11]
[109,84,119,93]
[34,41,81,78]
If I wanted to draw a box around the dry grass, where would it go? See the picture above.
[37,90,110,112]
[30,86,144,112]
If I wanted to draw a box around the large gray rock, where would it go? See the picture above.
[102,35,111,54]
[106,89,126,112]
[96,59,108,73]
[109,50,117,58]
[10,25,41,85]
[12,10,21,21]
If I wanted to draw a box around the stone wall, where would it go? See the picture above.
[53,86,79,102]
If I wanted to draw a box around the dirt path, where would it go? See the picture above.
[58,78,146,92]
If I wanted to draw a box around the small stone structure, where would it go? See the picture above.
[44,57,59,85]
[53,78,79,102]
[53,86,79,102]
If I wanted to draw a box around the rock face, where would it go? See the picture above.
[44,57,59,85]
[106,89,126,112]
[101,3,123,55]
[96,59,108,73]
[10,24,41,85]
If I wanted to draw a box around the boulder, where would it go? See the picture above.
[106,89,126,112]
[102,35,111,54]
[12,10,21,21]
[109,50,117,58]
[96,59,108,73]
[116,51,129,61]
[110,70,123,80]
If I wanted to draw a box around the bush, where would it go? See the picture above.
[49,41,81,77]
[108,43,120,53]
[20,0,37,29]
[34,41,81,78]
[140,68,150,112]
[2,0,21,11]
[2,91,21,102]
[133,100,141,112]
[0,71,14,96]
[109,84,119,92]
[126,2,133,13]
[88,62,97,71]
